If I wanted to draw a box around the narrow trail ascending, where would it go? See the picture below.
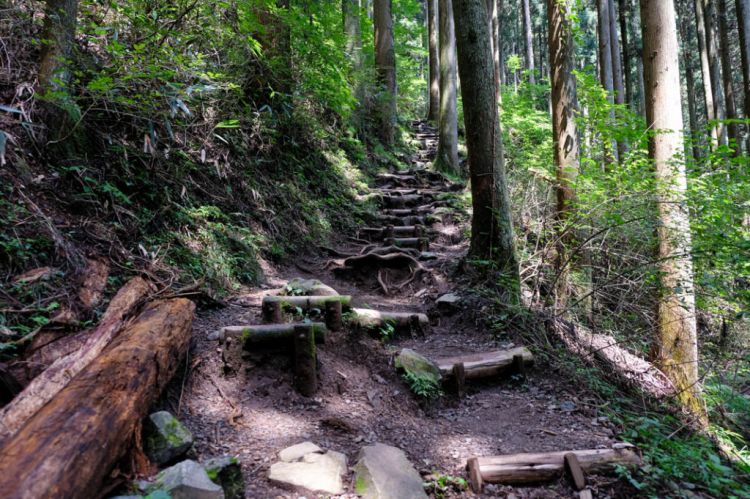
[177,121,617,498]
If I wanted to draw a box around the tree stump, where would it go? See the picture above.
[293,324,318,396]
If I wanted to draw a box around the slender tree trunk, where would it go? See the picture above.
[597,0,618,163]
[522,0,536,84]
[39,0,78,94]
[487,0,501,101]
[618,0,633,109]
[704,0,728,146]
[497,0,505,88]
[453,0,520,299]
[679,5,703,160]
[738,0,750,151]
[694,0,717,143]
[717,0,740,151]
[631,0,646,115]
[427,0,440,122]
[609,0,627,159]
[374,0,397,145]
[640,0,706,424]
[343,0,364,125]
[436,0,459,172]
[548,0,581,309]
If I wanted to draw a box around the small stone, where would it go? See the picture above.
[560,401,576,412]
[353,443,428,499]
[204,456,244,499]
[279,442,323,462]
[153,460,224,499]
[269,450,347,494]
[435,293,461,311]
[143,411,194,465]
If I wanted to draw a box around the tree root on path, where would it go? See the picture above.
[330,251,429,294]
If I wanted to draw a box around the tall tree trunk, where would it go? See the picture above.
[522,0,536,84]
[631,0,646,115]
[679,5,703,160]
[609,0,627,159]
[717,0,740,151]
[374,0,397,145]
[453,0,520,300]
[737,0,750,151]
[487,0,501,101]
[597,0,618,163]
[618,0,633,109]
[497,0,505,88]
[343,0,364,125]
[694,0,717,143]
[427,0,440,122]
[436,0,459,172]
[39,0,78,94]
[548,0,581,309]
[640,0,707,424]
[704,0,728,146]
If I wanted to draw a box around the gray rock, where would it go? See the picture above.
[204,456,244,499]
[436,293,461,310]
[269,450,347,494]
[154,460,224,499]
[285,278,338,296]
[143,411,194,465]
[394,349,442,386]
[278,441,322,462]
[353,443,428,499]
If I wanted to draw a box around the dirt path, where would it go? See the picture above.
[173,121,620,498]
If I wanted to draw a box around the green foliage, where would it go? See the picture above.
[402,370,442,399]
[378,321,396,343]
[423,472,468,498]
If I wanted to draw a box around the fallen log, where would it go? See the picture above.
[77,258,110,310]
[218,323,327,346]
[466,444,641,491]
[0,298,195,499]
[0,277,155,442]
[549,319,675,397]
[435,347,534,380]
[350,308,429,335]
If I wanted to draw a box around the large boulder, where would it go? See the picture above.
[395,349,441,386]
[153,460,224,499]
[143,411,194,465]
[204,456,244,499]
[353,443,427,499]
[268,443,347,495]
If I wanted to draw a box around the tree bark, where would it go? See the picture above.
[427,0,440,121]
[435,346,534,379]
[343,0,364,118]
[374,0,397,145]
[631,0,646,115]
[737,0,750,151]
[618,0,633,108]
[703,0,728,146]
[453,0,520,298]
[497,0,505,88]
[435,0,459,172]
[522,0,535,84]
[609,0,627,159]
[0,277,155,443]
[548,0,581,309]
[678,2,703,160]
[0,298,195,499]
[39,0,78,93]
[640,0,707,423]
[717,0,740,151]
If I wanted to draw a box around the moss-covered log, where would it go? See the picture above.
[219,323,328,346]
[349,308,429,334]
[435,347,534,380]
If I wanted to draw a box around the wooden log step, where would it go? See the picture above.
[466,444,641,491]
[377,188,418,195]
[381,194,424,208]
[358,225,427,240]
[350,308,429,335]
[435,347,534,380]
[218,323,328,346]
[383,206,434,216]
[373,214,438,227]
[384,237,430,251]
[375,173,419,186]
[0,298,195,499]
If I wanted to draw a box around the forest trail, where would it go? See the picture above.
[176,122,619,498]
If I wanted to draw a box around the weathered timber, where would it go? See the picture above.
[549,319,674,397]
[381,194,424,208]
[218,323,327,346]
[435,347,534,380]
[350,308,429,334]
[375,173,419,186]
[383,207,433,216]
[563,453,586,490]
[262,299,283,324]
[373,214,437,227]
[466,444,641,490]
[261,295,351,318]
[0,277,155,442]
[377,188,419,195]
[384,237,430,251]
[358,225,427,240]
[452,362,466,397]
[0,298,195,499]
[293,324,318,396]
[325,300,343,331]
